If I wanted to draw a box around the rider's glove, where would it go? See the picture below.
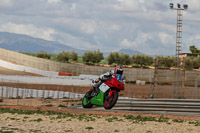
[99,72,111,80]
[104,72,111,77]
[99,74,104,80]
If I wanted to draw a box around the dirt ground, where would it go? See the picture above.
[0,104,200,133]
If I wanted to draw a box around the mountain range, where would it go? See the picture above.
[0,32,144,56]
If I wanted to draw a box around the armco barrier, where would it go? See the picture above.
[114,99,200,115]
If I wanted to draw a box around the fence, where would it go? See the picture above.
[0,80,87,108]
[150,58,200,99]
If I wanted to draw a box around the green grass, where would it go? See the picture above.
[33,118,43,122]
[0,126,25,133]
[114,129,119,132]
[1,108,200,127]
[157,115,169,123]
[172,119,184,123]
[124,115,157,123]
[0,108,98,122]
[20,52,37,57]
[106,116,119,122]
[85,127,94,130]
[189,120,200,126]
[23,116,29,119]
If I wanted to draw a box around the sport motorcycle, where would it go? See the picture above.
[82,74,125,109]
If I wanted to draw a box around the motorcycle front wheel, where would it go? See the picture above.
[104,91,118,110]
[82,91,93,108]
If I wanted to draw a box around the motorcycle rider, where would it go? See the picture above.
[90,65,125,97]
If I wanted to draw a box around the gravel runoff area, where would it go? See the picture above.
[0,106,200,133]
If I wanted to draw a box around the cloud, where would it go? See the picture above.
[114,0,141,11]
[120,38,134,48]
[48,0,61,3]
[81,21,97,34]
[0,22,56,41]
[110,24,120,31]
[120,33,153,48]
[185,35,200,48]
[0,0,12,7]
[53,31,97,50]
[0,0,199,55]
[158,32,173,45]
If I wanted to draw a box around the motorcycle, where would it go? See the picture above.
[82,74,125,109]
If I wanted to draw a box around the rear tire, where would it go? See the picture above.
[104,91,118,110]
[82,91,93,108]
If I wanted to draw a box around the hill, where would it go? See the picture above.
[0,32,144,56]
[119,48,143,55]
[0,32,87,55]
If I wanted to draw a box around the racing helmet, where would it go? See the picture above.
[114,66,123,75]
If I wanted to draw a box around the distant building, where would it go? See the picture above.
[179,53,200,58]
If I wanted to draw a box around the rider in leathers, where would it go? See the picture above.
[91,66,125,96]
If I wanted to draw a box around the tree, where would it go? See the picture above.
[82,51,93,63]
[82,50,104,64]
[56,51,70,62]
[131,54,153,66]
[118,53,131,65]
[108,52,119,65]
[156,56,176,68]
[94,50,104,63]
[70,51,78,61]
[189,45,200,54]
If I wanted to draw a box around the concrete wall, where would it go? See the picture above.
[0,48,199,83]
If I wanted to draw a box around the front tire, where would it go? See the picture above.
[82,91,93,108]
[104,91,118,110]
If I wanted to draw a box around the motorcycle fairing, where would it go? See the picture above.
[99,83,110,93]
[90,90,104,106]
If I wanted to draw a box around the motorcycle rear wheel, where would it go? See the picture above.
[104,91,118,110]
[82,91,93,108]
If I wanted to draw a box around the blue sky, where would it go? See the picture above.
[0,0,199,55]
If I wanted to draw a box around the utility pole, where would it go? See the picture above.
[169,3,188,98]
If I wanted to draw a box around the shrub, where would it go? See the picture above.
[36,51,51,59]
